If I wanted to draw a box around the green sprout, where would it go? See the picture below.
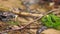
[41,13,60,30]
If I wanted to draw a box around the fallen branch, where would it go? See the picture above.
[0,9,43,17]
[10,9,43,17]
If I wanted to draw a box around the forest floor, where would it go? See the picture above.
[0,0,60,34]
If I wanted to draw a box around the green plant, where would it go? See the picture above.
[8,21,20,26]
[41,13,60,30]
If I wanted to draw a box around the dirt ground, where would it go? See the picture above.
[0,0,60,34]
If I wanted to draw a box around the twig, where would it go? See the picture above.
[0,9,43,17]
[11,9,42,17]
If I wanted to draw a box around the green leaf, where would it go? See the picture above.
[41,14,60,30]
